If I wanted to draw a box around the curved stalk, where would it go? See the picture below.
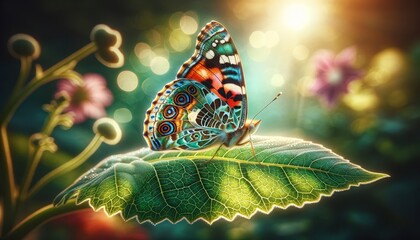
[0,126,16,235]
[20,98,68,199]
[3,200,90,240]
[28,134,103,199]
[0,42,97,125]
[0,42,97,235]
[11,56,32,99]
[0,56,32,234]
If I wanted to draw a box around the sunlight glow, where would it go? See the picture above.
[265,30,280,48]
[282,3,315,31]
[249,31,266,48]
[247,47,270,61]
[249,30,280,49]
[270,73,286,87]
[292,44,309,61]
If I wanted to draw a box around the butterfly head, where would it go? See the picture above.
[245,119,261,135]
[231,119,261,146]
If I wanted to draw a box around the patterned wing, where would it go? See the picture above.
[176,21,247,128]
[143,79,241,150]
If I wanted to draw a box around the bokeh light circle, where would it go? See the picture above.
[117,70,138,92]
[249,31,266,48]
[180,15,198,35]
[169,29,191,52]
[114,108,133,123]
[150,56,170,75]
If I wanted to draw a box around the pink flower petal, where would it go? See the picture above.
[82,102,106,119]
[310,47,363,109]
[55,73,113,123]
[313,50,335,72]
[336,47,356,66]
[56,80,77,95]
[66,107,86,123]
[84,74,106,89]
[90,91,113,106]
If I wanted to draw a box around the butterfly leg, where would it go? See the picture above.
[207,142,224,162]
[234,132,261,164]
[248,133,262,165]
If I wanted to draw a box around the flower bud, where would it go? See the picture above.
[29,133,58,153]
[90,24,124,68]
[8,34,41,59]
[93,118,122,145]
[57,113,74,130]
[54,91,71,106]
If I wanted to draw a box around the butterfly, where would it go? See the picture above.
[143,21,261,151]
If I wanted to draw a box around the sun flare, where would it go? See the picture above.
[282,2,317,31]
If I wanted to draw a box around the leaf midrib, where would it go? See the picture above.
[145,155,359,177]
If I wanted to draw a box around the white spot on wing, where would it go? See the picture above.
[224,34,230,42]
[225,83,242,93]
[205,50,215,59]
[228,55,237,64]
[235,54,241,63]
[188,108,201,127]
[219,55,229,64]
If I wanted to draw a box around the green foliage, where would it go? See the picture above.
[0,24,124,238]
[54,136,388,224]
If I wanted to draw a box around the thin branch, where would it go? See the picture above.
[3,200,90,240]
[28,134,103,199]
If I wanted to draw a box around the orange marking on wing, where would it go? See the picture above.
[227,97,241,107]
[186,61,227,101]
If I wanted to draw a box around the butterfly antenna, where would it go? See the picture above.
[251,91,282,122]
[249,91,282,163]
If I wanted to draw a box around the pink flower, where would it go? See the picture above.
[56,73,113,123]
[311,47,363,108]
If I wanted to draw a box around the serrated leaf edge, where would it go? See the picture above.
[68,139,389,225]
[71,172,387,225]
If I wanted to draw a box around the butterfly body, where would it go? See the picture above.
[144,21,259,151]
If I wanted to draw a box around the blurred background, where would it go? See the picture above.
[1,0,419,239]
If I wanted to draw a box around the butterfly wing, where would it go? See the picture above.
[176,21,247,128]
[143,79,241,150]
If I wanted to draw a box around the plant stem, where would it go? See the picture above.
[28,134,103,199]
[11,57,32,100]
[0,125,17,235]
[20,148,44,200]
[0,42,97,236]
[0,42,97,125]
[0,57,32,235]
[3,200,90,240]
[20,98,68,200]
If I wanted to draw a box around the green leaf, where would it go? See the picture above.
[54,136,388,224]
